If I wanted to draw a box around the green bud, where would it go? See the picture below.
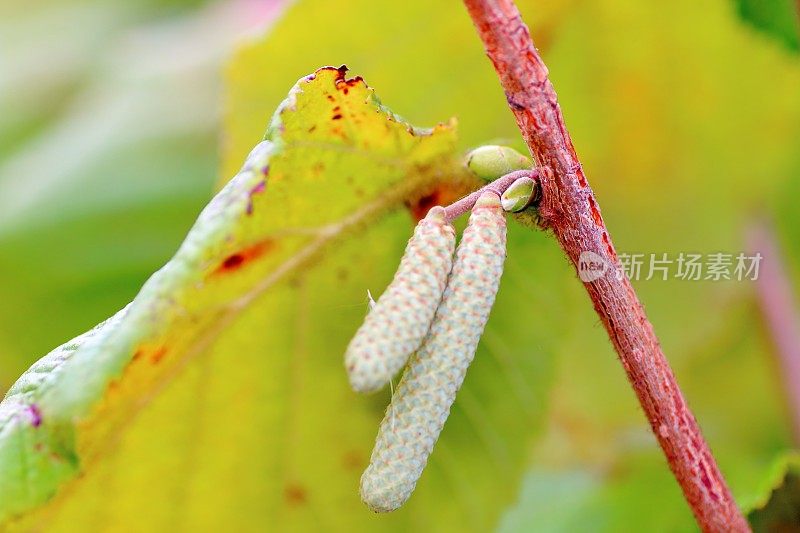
[465,145,532,182]
[500,176,538,212]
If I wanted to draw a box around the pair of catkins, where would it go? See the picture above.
[344,146,537,513]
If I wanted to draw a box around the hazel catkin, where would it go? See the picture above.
[360,192,507,512]
[344,206,456,394]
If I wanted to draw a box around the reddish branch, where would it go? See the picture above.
[462,0,749,530]
[748,221,800,443]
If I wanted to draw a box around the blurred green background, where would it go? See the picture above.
[0,0,283,385]
[2,0,800,530]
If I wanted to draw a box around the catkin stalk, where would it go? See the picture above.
[360,192,507,512]
[345,206,456,393]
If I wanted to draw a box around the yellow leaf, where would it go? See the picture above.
[0,66,554,531]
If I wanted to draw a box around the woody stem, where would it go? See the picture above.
[462,0,749,531]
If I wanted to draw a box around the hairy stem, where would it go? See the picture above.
[461,0,749,530]
[444,168,539,220]
[748,220,800,443]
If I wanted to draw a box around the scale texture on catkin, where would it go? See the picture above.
[360,192,507,512]
[345,206,456,394]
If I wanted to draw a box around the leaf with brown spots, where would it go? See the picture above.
[0,67,476,528]
[0,55,559,530]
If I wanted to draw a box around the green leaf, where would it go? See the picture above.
[745,453,800,532]
[498,455,697,533]
[0,67,556,531]
[733,0,800,53]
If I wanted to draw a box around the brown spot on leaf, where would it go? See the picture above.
[149,346,168,364]
[284,484,308,506]
[333,65,362,96]
[405,183,467,222]
[223,254,244,269]
[342,450,363,471]
[332,113,343,120]
[132,345,169,365]
[212,240,275,276]
[407,193,440,221]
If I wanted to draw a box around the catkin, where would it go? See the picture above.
[360,192,507,512]
[345,206,456,394]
